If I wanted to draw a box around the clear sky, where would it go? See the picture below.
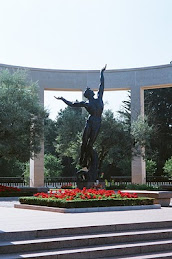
[0,0,172,119]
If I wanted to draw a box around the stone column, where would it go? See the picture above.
[30,143,44,187]
[30,88,45,187]
[131,86,146,184]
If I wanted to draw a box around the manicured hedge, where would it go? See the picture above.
[0,185,21,197]
[0,192,34,197]
[19,196,154,208]
[0,192,21,197]
[106,183,160,191]
[0,185,45,197]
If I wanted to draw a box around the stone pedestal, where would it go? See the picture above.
[77,180,105,189]
[99,181,105,189]
[77,181,95,189]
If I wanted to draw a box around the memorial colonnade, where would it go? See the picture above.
[0,63,171,187]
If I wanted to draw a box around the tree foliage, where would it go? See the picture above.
[0,157,24,177]
[118,91,131,130]
[0,69,47,162]
[163,157,172,178]
[146,159,157,177]
[55,106,86,152]
[44,154,62,179]
[50,107,131,178]
[44,118,58,156]
[119,88,172,176]
[144,88,172,175]
[95,110,131,171]
[130,115,154,157]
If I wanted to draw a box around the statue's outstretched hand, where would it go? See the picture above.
[101,64,107,72]
[54,96,63,100]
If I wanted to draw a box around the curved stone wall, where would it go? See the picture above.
[1,63,172,91]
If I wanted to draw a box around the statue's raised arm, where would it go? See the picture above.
[97,64,107,99]
[54,96,88,108]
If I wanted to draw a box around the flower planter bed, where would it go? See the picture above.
[15,203,160,213]
[19,196,154,208]
[0,185,48,197]
[120,190,172,207]
[19,188,154,209]
[0,185,21,197]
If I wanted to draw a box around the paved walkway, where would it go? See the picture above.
[0,197,20,207]
[0,197,172,233]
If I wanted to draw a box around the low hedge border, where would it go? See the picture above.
[106,184,160,191]
[19,196,154,208]
[0,192,34,197]
[0,192,21,197]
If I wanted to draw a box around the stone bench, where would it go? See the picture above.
[121,190,172,207]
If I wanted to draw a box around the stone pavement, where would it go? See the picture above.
[0,197,20,207]
[0,197,172,233]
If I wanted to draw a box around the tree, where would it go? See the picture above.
[44,118,58,156]
[118,91,131,130]
[44,106,85,176]
[44,154,62,179]
[0,69,47,162]
[146,159,157,178]
[55,106,85,160]
[55,106,86,152]
[0,157,24,177]
[119,88,172,176]
[145,88,172,175]
[95,110,131,172]
[54,107,131,178]
[130,115,154,157]
[163,157,172,178]
[23,154,63,183]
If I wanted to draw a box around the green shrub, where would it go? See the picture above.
[0,191,35,197]
[0,192,20,197]
[163,157,172,178]
[106,184,127,190]
[19,196,154,208]
[125,183,159,191]
[146,159,157,177]
[44,154,62,179]
[106,183,159,191]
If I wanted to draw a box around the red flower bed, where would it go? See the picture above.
[0,185,21,196]
[20,188,154,208]
[34,188,138,201]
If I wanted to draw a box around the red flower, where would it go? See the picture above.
[33,188,138,202]
[0,185,21,193]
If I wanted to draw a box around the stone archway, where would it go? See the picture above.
[0,63,172,186]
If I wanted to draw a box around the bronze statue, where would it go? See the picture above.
[54,65,106,182]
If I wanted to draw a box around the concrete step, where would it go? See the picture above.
[1,220,172,241]
[1,228,172,254]
[101,251,172,258]
[1,239,172,258]
[1,221,172,258]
